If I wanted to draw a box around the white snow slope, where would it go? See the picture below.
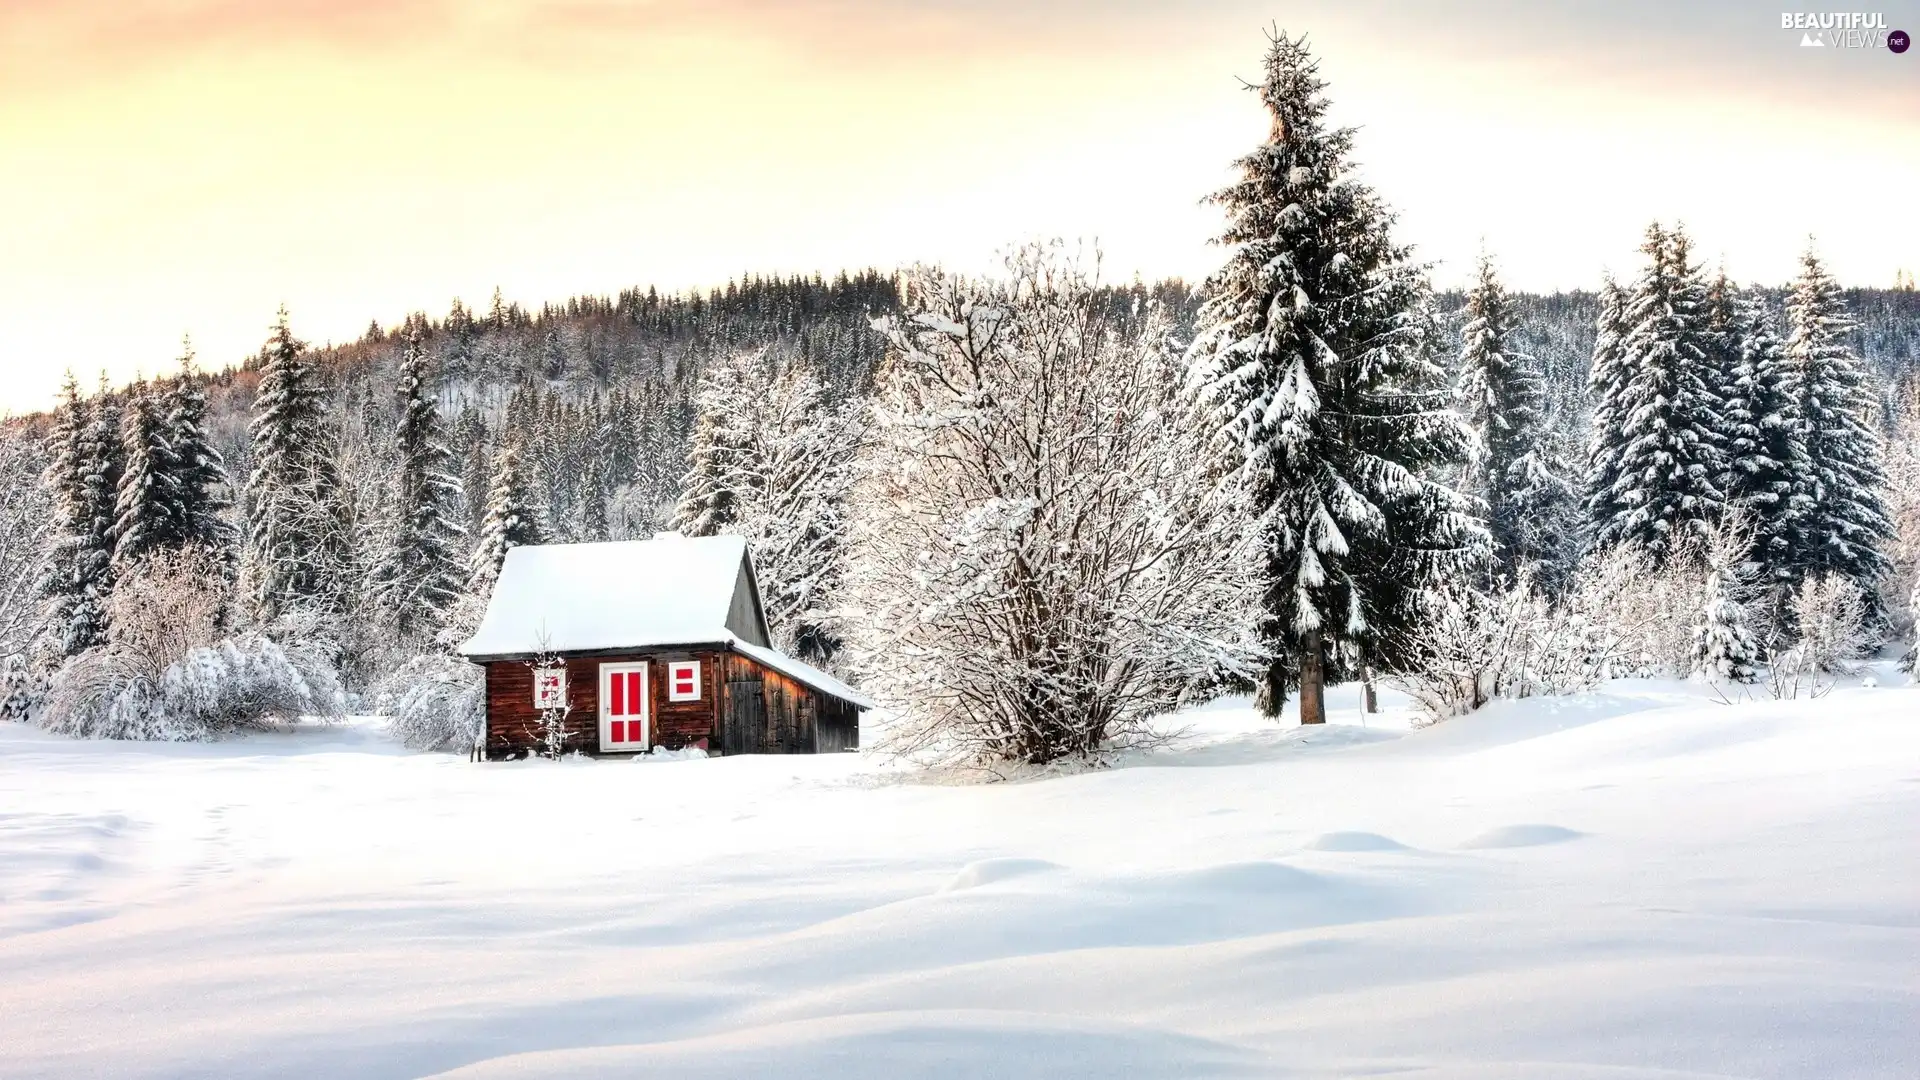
[1,678,1915,1079]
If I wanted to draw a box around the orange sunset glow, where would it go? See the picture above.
[3,0,1916,411]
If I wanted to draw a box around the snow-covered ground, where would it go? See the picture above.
[1,677,1915,1079]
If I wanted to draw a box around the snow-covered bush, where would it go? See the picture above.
[1786,574,1868,675]
[41,633,339,740]
[37,551,341,740]
[1389,562,1633,723]
[846,246,1267,766]
[1390,538,1751,724]
[377,654,486,752]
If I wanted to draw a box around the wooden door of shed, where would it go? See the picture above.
[722,662,767,755]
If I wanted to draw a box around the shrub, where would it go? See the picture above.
[377,654,486,752]
[41,633,340,740]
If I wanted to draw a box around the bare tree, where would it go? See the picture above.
[844,245,1267,767]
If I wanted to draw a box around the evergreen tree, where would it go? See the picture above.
[466,441,544,598]
[670,374,751,537]
[40,375,116,659]
[1693,569,1759,683]
[1583,274,1634,549]
[245,309,348,622]
[1710,283,1803,591]
[1589,224,1726,562]
[671,350,858,661]
[163,343,235,557]
[1782,245,1894,602]
[1186,32,1484,722]
[111,382,184,571]
[577,454,610,542]
[1456,251,1573,582]
[383,328,466,642]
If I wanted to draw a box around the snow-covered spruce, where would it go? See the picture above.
[671,349,859,662]
[1709,278,1802,607]
[1692,569,1759,684]
[162,342,236,559]
[466,440,543,600]
[41,374,123,662]
[1782,246,1894,611]
[1184,31,1484,721]
[110,381,185,573]
[244,309,352,623]
[1588,224,1727,563]
[377,325,466,645]
[1455,250,1577,587]
[847,247,1267,766]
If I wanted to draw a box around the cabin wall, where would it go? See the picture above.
[718,653,859,755]
[483,651,722,759]
[484,656,604,759]
[816,694,860,754]
[483,649,858,759]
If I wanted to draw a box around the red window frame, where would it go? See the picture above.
[667,660,701,702]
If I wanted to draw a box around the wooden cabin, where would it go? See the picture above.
[458,534,870,759]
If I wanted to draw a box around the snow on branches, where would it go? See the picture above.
[671,349,859,662]
[845,245,1267,767]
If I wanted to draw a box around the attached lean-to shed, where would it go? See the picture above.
[458,534,870,759]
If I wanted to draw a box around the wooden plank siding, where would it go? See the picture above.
[483,649,857,759]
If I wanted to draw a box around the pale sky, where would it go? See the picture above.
[3,0,1916,412]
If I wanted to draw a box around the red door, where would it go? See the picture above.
[599,663,650,751]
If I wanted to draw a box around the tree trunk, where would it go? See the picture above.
[1254,658,1288,718]
[1361,664,1377,714]
[1299,630,1327,725]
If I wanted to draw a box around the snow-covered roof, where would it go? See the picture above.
[461,535,756,658]
[459,534,871,708]
[731,639,875,710]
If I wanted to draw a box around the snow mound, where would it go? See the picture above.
[942,858,1061,891]
[1306,830,1407,852]
[420,1009,1276,1079]
[1167,860,1324,894]
[632,746,709,763]
[1460,823,1585,849]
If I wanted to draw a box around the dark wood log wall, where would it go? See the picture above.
[484,652,720,759]
[483,649,856,759]
[484,656,604,759]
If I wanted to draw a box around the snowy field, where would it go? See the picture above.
[1,678,1916,1079]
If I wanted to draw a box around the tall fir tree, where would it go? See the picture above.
[1185,31,1484,722]
[1782,245,1893,605]
[1583,274,1634,548]
[40,375,117,659]
[1709,279,1803,593]
[163,342,235,557]
[110,381,184,571]
[383,327,466,642]
[1588,224,1726,562]
[466,440,544,599]
[1455,251,1573,583]
[245,309,349,622]
[577,454,611,542]
[669,374,752,537]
